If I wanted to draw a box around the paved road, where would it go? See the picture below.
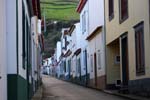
[42,76,128,100]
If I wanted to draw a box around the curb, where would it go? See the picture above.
[102,90,149,100]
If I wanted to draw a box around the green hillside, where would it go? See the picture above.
[40,0,79,21]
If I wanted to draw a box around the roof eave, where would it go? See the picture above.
[76,0,87,13]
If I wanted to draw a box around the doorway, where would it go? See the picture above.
[121,34,129,86]
[85,50,88,86]
[94,53,98,86]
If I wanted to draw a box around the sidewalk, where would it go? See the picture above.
[31,86,43,100]
[103,90,150,100]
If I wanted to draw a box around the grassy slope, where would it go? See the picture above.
[40,0,80,58]
[40,0,79,21]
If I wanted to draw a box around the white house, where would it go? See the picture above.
[6,0,31,100]
[76,0,89,86]
[55,41,63,78]
[68,23,88,84]
[77,0,106,89]
[86,0,105,89]
[6,0,42,100]
[60,28,72,80]
[0,1,7,100]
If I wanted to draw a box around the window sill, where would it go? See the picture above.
[119,16,128,24]
[109,14,114,21]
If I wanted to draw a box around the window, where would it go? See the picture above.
[119,0,128,23]
[64,61,66,72]
[77,58,81,74]
[134,21,145,75]
[82,11,86,33]
[83,50,87,68]
[65,36,67,50]
[90,55,93,72]
[68,59,71,76]
[109,0,114,21]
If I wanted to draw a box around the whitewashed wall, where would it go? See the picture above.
[88,0,105,79]
[0,0,7,100]
[56,42,61,62]
[31,16,38,90]
[79,2,89,75]
[88,0,104,34]
[6,0,17,74]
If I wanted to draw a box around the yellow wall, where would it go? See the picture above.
[105,0,150,81]
[106,41,120,84]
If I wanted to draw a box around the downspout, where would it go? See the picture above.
[103,0,107,88]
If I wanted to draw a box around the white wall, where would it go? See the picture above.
[31,16,38,86]
[88,0,104,34]
[87,0,105,79]
[6,0,17,74]
[18,0,30,79]
[79,2,89,75]
[0,1,7,100]
[56,42,61,62]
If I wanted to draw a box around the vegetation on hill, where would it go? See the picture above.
[40,0,79,58]
[40,0,79,21]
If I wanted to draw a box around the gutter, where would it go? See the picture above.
[103,0,107,87]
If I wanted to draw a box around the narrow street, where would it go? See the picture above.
[42,76,128,100]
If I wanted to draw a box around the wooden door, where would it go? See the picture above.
[94,53,97,86]
[121,34,129,86]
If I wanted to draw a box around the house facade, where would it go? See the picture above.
[86,0,106,89]
[31,0,43,96]
[6,0,42,100]
[55,41,62,78]
[77,0,106,89]
[60,28,71,80]
[76,0,89,86]
[67,23,86,84]
[6,0,31,100]
[105,0,150,96]
[0,0,7,100]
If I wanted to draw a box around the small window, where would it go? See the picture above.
[134,21,145,76]
[114,55,120,64]
[82,11,86,34]
[108,0,114,21]
[119,0,128,23]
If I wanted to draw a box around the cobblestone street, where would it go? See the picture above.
[42,76,128,100]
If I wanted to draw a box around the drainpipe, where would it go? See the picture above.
[103,0,107,88]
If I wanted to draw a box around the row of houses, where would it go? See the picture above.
[0,0,44,100]
[52,0,150,97]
